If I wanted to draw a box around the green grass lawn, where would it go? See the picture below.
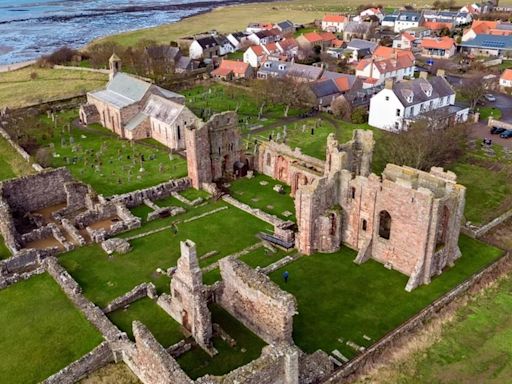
[449,161,512,225]
[0,136,35,181]
[0,235,12,259]
[108,297,183,347]
[179,188,210,201]
[60,202,270,307]
[32,110,187,196]
[229,173,296,221]
[269,235,504,358]
[0,273,103,384]
[478,106,502,121]
[183,83,303,130]
[177,304,266,379]
[357,272,512,384]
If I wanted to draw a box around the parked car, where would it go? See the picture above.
[499,130,512,139]
[490,126,507,134]
[484,93,496,102]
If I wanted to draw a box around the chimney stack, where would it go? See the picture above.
[384,78,394,89]
[436,69,445,78]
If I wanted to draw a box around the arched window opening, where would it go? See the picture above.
[351,187,356,199]
[379,210,391,240]
[362,219,367,231]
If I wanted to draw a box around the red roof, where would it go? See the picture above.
[356,53,415,75]
[502,69,512,81]
[303,31,337,43]
[211,59,250,76]
[420,36,455,50]
[278,38,298,51]
[332,39,345,48]
[373,46,415,62]
[471,20,498,34]
[334,77,351,92]
[248,45,264,56]
[322,14,348,23]
[401,32,416,42]
[423,21,454,31]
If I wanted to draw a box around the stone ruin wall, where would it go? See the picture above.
[256,140,325,196]
[217,257,297,346]
[185,112,242,189]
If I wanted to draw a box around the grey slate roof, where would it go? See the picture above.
[90,73,152,108]
[287,63,323,81]
[277,20,294,30]
[460,34,512,50]
[196,36,219,49]
[258,61,290,77]
[344,21,372,33]
[393,76,454,107]
[383,15,398,22]
[310,79,341,98]
[397,11,422,22]
[346,39,378,52]
[143,95,189,126]
[124,112,147,132]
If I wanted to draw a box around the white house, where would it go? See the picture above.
[358,7,384,22]
[189,36,221,59]
[392,32,416,49]
[243,45,266,67]
[394,11,424,33]
[382,14,398,29]
[460,3,481,14]
[499,69,512,90]
[321,14,349,33]
[247,29,281,46]
[356,52,415,86]
[368,74,468,131]
[227,32,249,50]
[420,36,457,58]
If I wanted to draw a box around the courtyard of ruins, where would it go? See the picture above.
[0,78,510,383]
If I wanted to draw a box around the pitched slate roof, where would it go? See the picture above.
[195,36,219,49]
[310,79,341,98]
[258,60,290,77]
[320,71,356,92]
[460,34,512,50]
[277,20,294,30]
[393,76,454,107]
[344,21,372,33]
[142,95,191,126]
[396,11,422,22]
[90,72,152,108]
[346,39,378,52]
[287,63,323,81]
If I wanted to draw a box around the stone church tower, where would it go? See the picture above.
[109,53,122,81]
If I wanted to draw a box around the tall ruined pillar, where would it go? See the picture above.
[185,125,212,189]
[168,240,214,354]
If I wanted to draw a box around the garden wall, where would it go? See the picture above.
[43,341,114,384]
[322,251,512,384]
[111,177,190,207]
[463,208,512,238]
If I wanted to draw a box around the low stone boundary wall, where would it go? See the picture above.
[222,195,286,227]
[0,266,45,290]
[488,117,512,130]
[53,65,110,74]
[42,341,114,384]
[45,257,125,342]
[463,208,512,238]
[322,251,512,383]
[111,177,190,207]
[102,282,157,314]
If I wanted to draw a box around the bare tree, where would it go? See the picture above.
[457,76,488,110]
[331,96,352,120]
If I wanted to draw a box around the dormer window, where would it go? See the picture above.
[278,65,286,70]
[407,95,413,103]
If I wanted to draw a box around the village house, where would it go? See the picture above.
[226,32,249,51]
[356,50,416,86]
[404,26,431,39]
[462,20,512,42]
[243,45,266,68]
[310,72,356,109]
[276,38,299,59]
[394,11,424,33]
[246,22,273,34]
[296,31,337,52]
[144,45,197,73]
[215,35,236,56]
[344,38,378,62]
[275,20,296,35]
[459,34,512,57]
[500,69,512,91]
[287,62,324,82]
[189,36,221,59]
[460,3,481,14]
[79,55,197,151]
[382,14,398,29]
[257,60,290,79]
[247,28,282,46]
[342,21,375,41]
[368,73,469,131]
[420,36,456,58]
[355,7,384,22]
[321,14,349,33]
[392,31,416,50]
[499,69,512,91]
[423,10,472,28]
[211,59,253,80]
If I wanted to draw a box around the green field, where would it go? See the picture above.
[269,235,504,357]
[0,273,103,384]
[29,110,187,196]
[0,136,35,181]
[108,297,183,347]
[0,67,107,109]
[229,173,296,221]
[177,304,266,379]
[60,201,270,307]
[356,272,512,384]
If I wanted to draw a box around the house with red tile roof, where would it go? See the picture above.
[321,14,349,32]
[276,38,299,58]
[211,60,253,80]
[420,36,456,58]
[297,31,337,51]
[423,21,454,31]
[392,31,416,50]
[356,50,415,86]
[243,45,266,68]
[500,69,512,90]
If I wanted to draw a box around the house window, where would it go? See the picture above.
[379,210,392,240]
[396,109,401,117]
[385,96,390,101]
[394,121,400,130]
[177,125,181,140]
[362,219,367,231]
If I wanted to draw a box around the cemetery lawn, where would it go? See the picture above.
[0,235,11,259]
[34,110,187,196]
[0,67,107,109]
[60,201,271,307]
[229,173,296,221]
[177,304,266,379]
[182,83,303,130]
[0,136,35,181]
[0,273,103,384]
[270,235,504,358]
[108,297,183,347]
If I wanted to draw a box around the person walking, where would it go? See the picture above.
[283,270,289,283]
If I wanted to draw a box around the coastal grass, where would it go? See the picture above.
[0,67,107,109]
[177,304,266,379]
[108,297,184,347]
[354,272,512,384]
[0,273,103,384]
[33,109,187,196]
[0,136,35,181]
[60,202,270,307]
[269,235,504,357]
[229,173,296,221]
